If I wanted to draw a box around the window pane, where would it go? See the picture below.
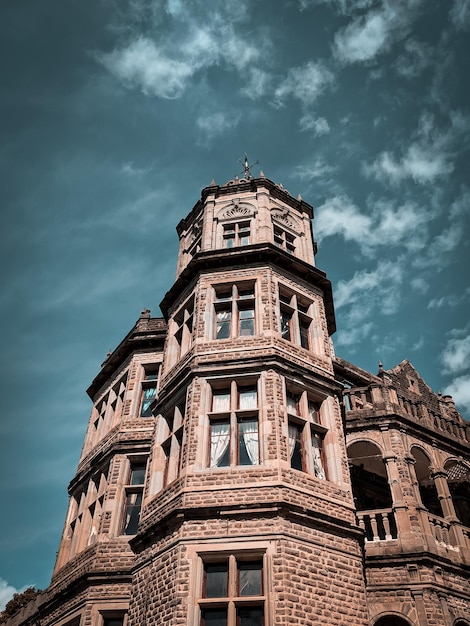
[103,618,124,626]
[286,392,300,415]
[140,386,156,417]
[130,465,146,485]
[201,608,227,626]
[204,562,228,597]
[216,310,231,339]
[239,309,254,336]
[237,607,264,626]
[308,400,319,423]
[210,421,230,467]
[238,561,262,595]
[238,287,254,299]
[312,433,326,479]
[238,420,259,465]
[212,390,231,412]
[239,387,257,410]
[123,492,142,535]
[288,423,303,471]
[280,311,291,340]
[299,321,309,349]
[145,369,158,380]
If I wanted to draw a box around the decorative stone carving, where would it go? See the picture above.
[217,200,256,222]
[271,208,302,234]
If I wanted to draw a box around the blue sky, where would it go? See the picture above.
[1,0,469,609]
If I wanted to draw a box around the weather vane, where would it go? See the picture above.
[238,153,259,179]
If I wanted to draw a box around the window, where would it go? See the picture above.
[199,554,265,626]
[174,296,194,359]
[214,283,256,340]
[140,367,158,417]
[279,288,312,350]
[161,399,185,486]
[209,381,259,468]
[286,387,326,479]
[223,221,251,248]
[122,461,146,535]
[274,225,295,254]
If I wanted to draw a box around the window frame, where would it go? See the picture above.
[273,225,295,254]
[286,386,327,479]
[139,365,159,417]
[213,283,256,340]
[198,552,266,626]
[223,220,251,248]
[121,458,147,536]
[279,287,313,350]
[208,380,260,469]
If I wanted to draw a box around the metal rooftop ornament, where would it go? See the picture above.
[238,153,259,179]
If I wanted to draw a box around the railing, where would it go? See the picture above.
[357,508,397,541]
[427,513,456,548]
[343,387,469,443]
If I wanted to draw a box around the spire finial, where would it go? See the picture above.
[237,153,259,180]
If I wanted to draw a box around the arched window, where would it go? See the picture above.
[411,447,443,517]
[348,441,396,540]
[445,459,470,527]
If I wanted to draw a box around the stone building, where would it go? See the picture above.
[6,171,470,626]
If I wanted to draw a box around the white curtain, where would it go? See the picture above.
[239,389,257,410]
[288,424,298,458]
[312,435,326,479]
[210,422,230,467]
[239,420,259,464]
[212,391,230,412]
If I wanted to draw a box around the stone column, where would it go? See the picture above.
[437,592,453,626]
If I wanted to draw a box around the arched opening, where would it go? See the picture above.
[374,617,412,626]
[348,441,396,540]
[411,447,443,517]
[455,621,470,626]
[445,459,470,527]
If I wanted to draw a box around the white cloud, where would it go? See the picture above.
[97,1,265,99]
[441,332,470,374]
[410,277,429,294]
[274,61,334,107]
[0,578,27,611]
[98,37,195,99]
[395,38,432,78]
[333,0,424,64]
[299,114,330,135]
[241,68,272,100]
[196,112,240,142]
[294,157,336,181]
[315,196,371,243]
[314,195,429,255]
[450,0,470,30]
[333,259,406,348]
[428,295,460,309]
[443,374,470,413]
[335,260,404,312]
[364,111,468,185]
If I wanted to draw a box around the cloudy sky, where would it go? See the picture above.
[1,0,469,608]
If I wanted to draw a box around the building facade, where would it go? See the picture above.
[6,173,470,626]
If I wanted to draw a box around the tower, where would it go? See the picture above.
[4,168,469,626]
